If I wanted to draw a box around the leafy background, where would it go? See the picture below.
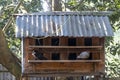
[0,0,120,78]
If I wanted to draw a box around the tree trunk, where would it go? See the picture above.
[53,0,62,11]
[0,29,21,80]
[41,0,63,11]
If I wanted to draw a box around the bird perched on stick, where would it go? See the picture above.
[32,50,47,60]
[77,51,90,60]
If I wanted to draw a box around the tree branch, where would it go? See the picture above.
[2,0,23,32]
[63,0,84,10]
[0,29,21,80]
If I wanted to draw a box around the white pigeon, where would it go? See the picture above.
[77,51,90,59]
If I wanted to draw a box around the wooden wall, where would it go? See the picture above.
[22,37,105,77]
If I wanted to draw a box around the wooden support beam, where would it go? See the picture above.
[29,46,103,49]
[28,60,101,63]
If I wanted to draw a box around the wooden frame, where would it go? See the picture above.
[22,37,105,77]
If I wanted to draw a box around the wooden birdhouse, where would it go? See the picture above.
[15,11,113,79]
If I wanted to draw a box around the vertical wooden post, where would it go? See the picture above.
[99,37,105,74]
[60,37,68,60]
[92,37,100,60]
[76,37,84,56]
[76,37,84,46]
[53,0,62,11]
[22,38,29,80]
[94,37,105,80]
[43,37,51,59]
[28,38,35,60]
[92,37,100,80]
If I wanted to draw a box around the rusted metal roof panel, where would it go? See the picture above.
[15,12,113,37]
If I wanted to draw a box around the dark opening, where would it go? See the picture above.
[68,53,77,60]
[84,38,92,46]
[35,39,43,45]
[68,38,76,46]
[51,38,59,46]
[88,53,92,60]
[52,53,60,60]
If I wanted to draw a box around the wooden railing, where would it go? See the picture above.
[29,46,103,49]
[28,60,101,63]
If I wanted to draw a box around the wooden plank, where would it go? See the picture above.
[34,62,93,70]
[27,62,96,74]
[28,38,35,60]
[59,37,68,46]
[91,37,101,73]
[98,38,105,73]
[28,49,102,53]
[59,37,68,59]
[99,37,105,60]
[29,38,35,45]
[23,72,102,77]
[29,46,103,49]
[92,52,100,60]
[28,60,101,63]
[92,37,100,46]
[76,37,84,46]
[43,37,51,45]
[43,37,51,59]
[97,37,105,73]
[24,38,29,68]
[24,38,35,73]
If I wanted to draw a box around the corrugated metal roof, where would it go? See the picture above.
[15,11,113,37]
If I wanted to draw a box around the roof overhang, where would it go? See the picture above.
[15,11,114,38]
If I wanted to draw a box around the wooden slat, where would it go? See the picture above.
[23,72,104,77]
[29,46,103,49]
[43,37,51,59]
[92,37,100,46]
[76,37,84,46]
[59,37,68,60]
[28,60,101,63]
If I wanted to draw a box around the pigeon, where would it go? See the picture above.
[32,50,47,60]
[77,51,90,60]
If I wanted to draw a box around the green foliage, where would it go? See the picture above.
[106,42,120,55]
[0,0,21,58]
[0,0,14,29]
[0,0,120,78]
[0,0,43,59]
[22,0,42,13]
[105,36,120,77]
[65,0,119,11]
[106,51,120,77]
[66,0,120,78]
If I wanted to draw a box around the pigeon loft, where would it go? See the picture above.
[23,37,104,77]
[15,12,113,78]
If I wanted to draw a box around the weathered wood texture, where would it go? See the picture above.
[22,37,105,78]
